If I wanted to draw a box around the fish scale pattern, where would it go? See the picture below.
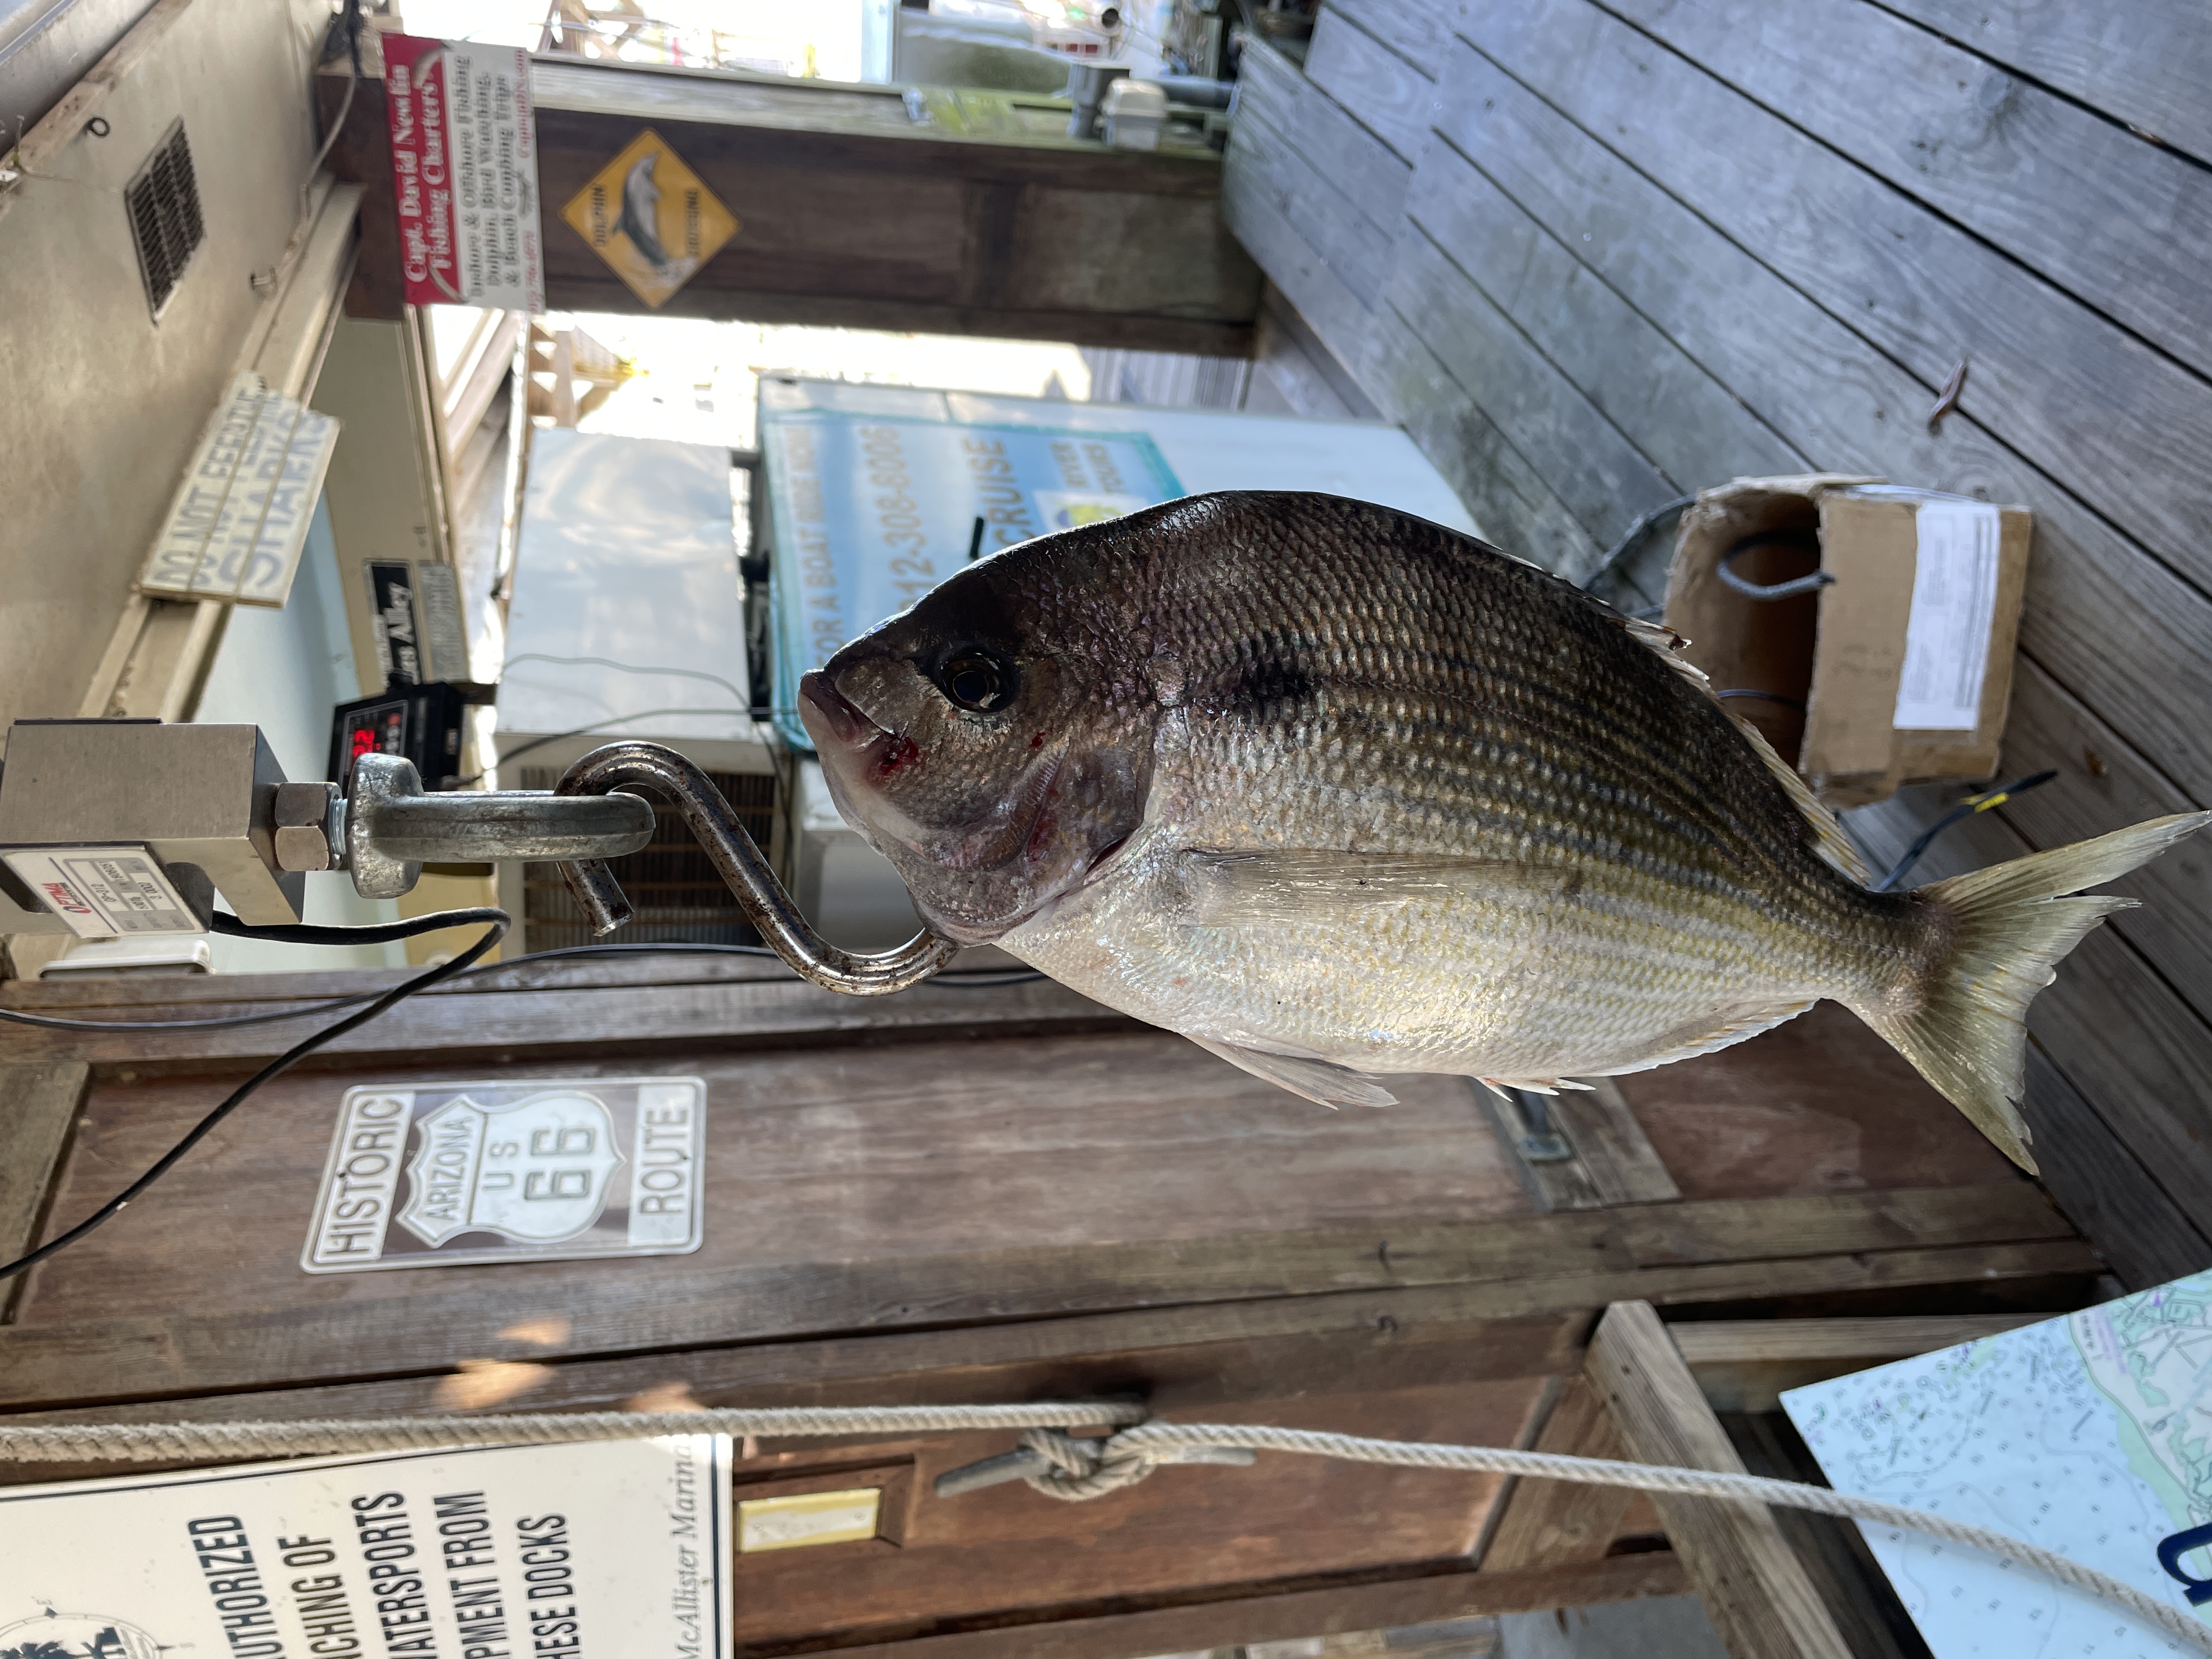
[985,493,1929,1083]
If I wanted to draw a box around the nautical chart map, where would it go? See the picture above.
[1784,1272,2212,1657]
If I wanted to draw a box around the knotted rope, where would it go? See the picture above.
[1015,1425,1162,1500]
[2,1405,2203,1652]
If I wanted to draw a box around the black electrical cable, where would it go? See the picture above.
[0,906,508,1285]
[1874,770,2061,893]
[1583,494,1695,594]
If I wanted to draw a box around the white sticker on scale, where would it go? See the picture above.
[1893,498,2002,731]
[0,845,200,936]
[0,1436,731,1659]
[303,1075,706,1272]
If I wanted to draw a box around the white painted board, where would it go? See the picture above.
[0,1437,731,1659]
[501,428,758,753]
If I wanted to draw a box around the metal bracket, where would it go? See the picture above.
[345,752,657,901]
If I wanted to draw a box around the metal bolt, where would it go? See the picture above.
[272,782,340,872]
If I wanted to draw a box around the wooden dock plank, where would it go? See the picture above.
[815,1555,1685,1659]
[1385,226,1683,573]
[1222,98,1398,305]
[1219,127,1379,365]
[1306,7,1440,160]
[1876,0,2212,167]
[1988,659,2212,1025]
[1355,303,1608,574]
[0,1225,2094,1406]
[1601,0,2212,380]
[0,1063,83,1279]
[0,971,1130,1072]
[1323,0,1466,69]
[1462,0,2212,602]
[2017,1046,2212,1291]
[1239,38,1412,236]
[1481,1377,1641,1570]
[1423,35,2212,805]
[1406,128,1803,509]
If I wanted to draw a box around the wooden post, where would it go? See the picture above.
[1584,1300,1852,1659]
[1480,1376,1642,1571]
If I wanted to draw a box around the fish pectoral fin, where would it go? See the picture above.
[1476,1077,1596,1095]
[1179,849,1575,927]
[1188,1036,1399,1109]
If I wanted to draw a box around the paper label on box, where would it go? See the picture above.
[0,1436,730,1659]
[0,846,199,936]
[303,1075,706,1272]
[1893,498,2001,731]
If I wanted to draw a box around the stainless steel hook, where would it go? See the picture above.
[552,741,961,996]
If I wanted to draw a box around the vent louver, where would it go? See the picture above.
[125,120,205,316]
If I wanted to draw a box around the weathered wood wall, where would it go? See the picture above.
[1221,0,2212,1288]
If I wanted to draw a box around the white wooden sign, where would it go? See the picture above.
[0,1436,730,1659]
[137,373,342,607]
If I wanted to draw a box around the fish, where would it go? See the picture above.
[618,153,669,268]
[798,491,2207,1172]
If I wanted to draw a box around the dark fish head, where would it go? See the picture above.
[798,539,1155,944]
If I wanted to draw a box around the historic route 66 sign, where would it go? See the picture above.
[399,1091,627,1246]
[302,1076,705,1272]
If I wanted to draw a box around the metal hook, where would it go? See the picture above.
[553,741,961,996]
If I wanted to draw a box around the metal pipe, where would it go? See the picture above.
[553,741,961,996]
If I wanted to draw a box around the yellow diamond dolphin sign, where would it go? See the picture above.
[562,127,738,308]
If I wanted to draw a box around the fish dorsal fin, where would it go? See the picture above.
[1188,1035,1398,1109]
[1617,613,1712,689]
[1726,715,1873,884]
[1178,849,1578,926]
[1609,610,1871,885]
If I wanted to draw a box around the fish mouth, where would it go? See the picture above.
[798,672,887,752]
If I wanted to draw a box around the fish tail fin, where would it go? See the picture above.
[1854,811,2211,1173]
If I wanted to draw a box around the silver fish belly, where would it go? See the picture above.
[1000,702,1851,1093]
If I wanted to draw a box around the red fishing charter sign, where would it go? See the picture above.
[382,35,546,311]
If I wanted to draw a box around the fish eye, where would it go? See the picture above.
[935,648,1017,713]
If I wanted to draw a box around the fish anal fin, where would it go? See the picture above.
[1188,1036,1398,1109]
[1583,998,1818,1079]
[1181,849,1576,927]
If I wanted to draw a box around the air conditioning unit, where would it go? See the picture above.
[495,427,781,955]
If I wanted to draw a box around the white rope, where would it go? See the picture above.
[2,1404,2201,1652]
[0,1402,1144,1464]
[1114,1423,2212,1655]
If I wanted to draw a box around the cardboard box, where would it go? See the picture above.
[1662,475,2032,809]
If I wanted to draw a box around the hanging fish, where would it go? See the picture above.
[799,493,2205,1171]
